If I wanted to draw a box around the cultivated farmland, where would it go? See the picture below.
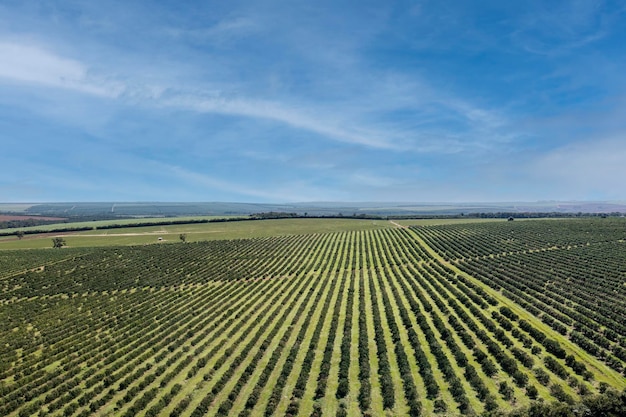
[0,219,624,416]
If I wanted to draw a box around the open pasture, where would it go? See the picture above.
[0,218,391,250]
[0,219,624,416]
[0,216,242,236]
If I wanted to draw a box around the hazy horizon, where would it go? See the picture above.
[2,199,626,204]
[4,201,626,218]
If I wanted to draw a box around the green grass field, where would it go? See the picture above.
[0,217,506,250]
[0,218,391,250]
[0,215,245,234]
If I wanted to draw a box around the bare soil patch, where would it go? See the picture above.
[389,220,407,229]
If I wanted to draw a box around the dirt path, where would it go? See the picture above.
[388,220,407,229]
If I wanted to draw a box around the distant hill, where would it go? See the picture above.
[1,201,625,219]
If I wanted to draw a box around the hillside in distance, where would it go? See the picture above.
[2,201,626,218]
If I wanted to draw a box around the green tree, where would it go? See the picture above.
[179,233,187,243]
[526,385,538,400]
[16,230,24,240]
[499,381,514,401]
[52,237,66,248]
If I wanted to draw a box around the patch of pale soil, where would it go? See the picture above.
[389,220,407,229]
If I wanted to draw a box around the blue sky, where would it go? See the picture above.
[1,0,626,203]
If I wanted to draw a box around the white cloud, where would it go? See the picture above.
[157,162,333,202]
[0,36,515,157]
[0,40,124,97]
[162,93,401,150]
[526,137,626,199]
[348,172,397,188]
[0,40,405,150]
[511,1,611,55]
[159,72,514,155]
[165,17,258,44]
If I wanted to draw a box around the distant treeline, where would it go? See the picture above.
[0,219,60,230]
[253,211,626,220]
[249,212,300,219]
[2,211,624,238]
[0,226,95,237]
[0,217,246,237]
[388,211,624,220]
[249,212,383,219]
[96,218,223,229]
[0,212,138,230]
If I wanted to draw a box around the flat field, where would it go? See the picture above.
[0,218,390,250]
[0,218,624,417]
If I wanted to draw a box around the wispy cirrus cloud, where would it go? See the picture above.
[163,17,259,45]
[157,161,341,202]
[0,37,513,155]
[509,0,615,55]
[161,93,401,150]
[526,136,626,200]
[0,41,124,97]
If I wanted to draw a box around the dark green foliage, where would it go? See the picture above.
[545,356,569,380]
[500,306,519,322]
[314,269,348,401]
[416,219,626,376]
[1,224,623,417]
[582,389,626,415]
[512,370,529,387]
[499,381,514,401]
[512,347,535,368]
[534,367,551,386]
[309,403,322,417]
[485,394,499,412]
[357,272,372,411]
[543,338,567,359]
[52,237,66,248]
[368,271,395,410]
[550,383,575,405]
[433,399,447,413]
[336,271,355,399]
[490,390,626,417]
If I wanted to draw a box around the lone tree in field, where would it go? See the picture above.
[179,233,187,243]
[16,230,24,240]
[52,237,66,249]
